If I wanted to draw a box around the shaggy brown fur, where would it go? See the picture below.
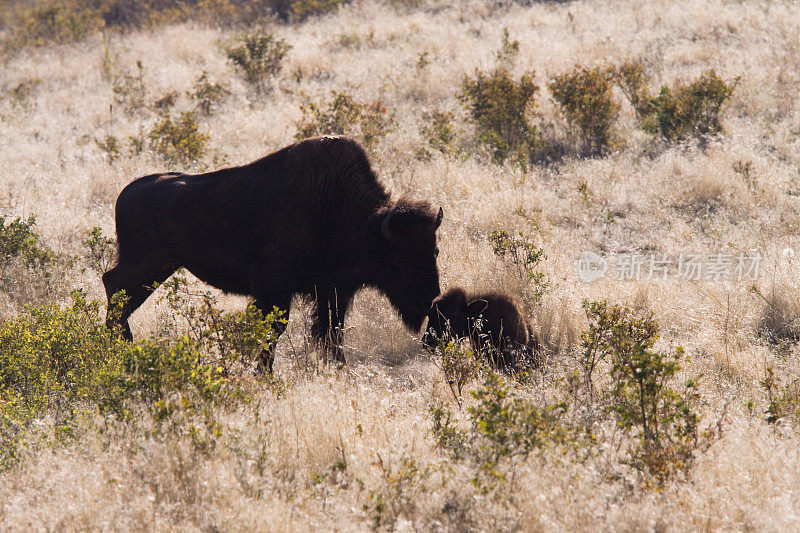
[103,136,443,371]
[422,287,542,370]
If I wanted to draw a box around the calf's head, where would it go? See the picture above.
[369,200,443,331]
[422,288,488,349]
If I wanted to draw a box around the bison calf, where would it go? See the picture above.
[422,287,542,370]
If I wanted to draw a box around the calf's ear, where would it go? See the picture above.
[466,299,488,317]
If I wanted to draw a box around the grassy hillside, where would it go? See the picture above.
[2,0,800,530]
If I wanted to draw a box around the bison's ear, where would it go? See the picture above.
[466,299,488,317]
[434,207,443,230]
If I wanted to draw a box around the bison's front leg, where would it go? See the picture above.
[311,287,354,366]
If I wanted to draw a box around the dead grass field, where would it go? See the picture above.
[2,0,800,530]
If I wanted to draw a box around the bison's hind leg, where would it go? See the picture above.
[102,256,175,341]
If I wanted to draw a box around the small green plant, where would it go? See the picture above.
[83,226,117,274]
[431,372,581,491]
[430,339,482,407]
[582,300,715,486]
[366,454,428,530]
[549,65,620,154]
[10,79,42,109]
[613,61,651,120]
[226,33,292,93]
[270,0,347,21]
[487,229,550,301]
[0,215,54,272]
[157,269,287,373]
[420,110,460,156]
[495,28,519,65]
[154,90,178,112]
[733,159,756,189]
[459,68,539,167]
[295,91,395,152]
[189,72,230,116]
[95,135,121,163]
[112,60,147,116]
[148,111,209,165]
[762,367,800,427]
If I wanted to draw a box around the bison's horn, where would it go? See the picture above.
[381,209,394,240]
[435,207,443,229]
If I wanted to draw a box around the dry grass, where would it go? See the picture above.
[2,0,800,530]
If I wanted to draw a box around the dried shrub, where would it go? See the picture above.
[488,229,550,302]
[95,135,121,163]
[549,65,620,154]
[420,110,461,157]
[459,68,539,167]
[762,367,800,428]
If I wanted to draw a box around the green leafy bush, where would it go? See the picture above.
[419,110,460,157]
[487,229,550,301]
[582,300,715,486]
[272,0,347,20]
[762,367,800,428]
[226,33,291,93]
[189,71,230,116]
[148,111,209,165]
[0,215,54,272]
[613,64,738,142]
[549,65,619,154]
[95,135,121,163]
[429,339,482,407]
[156,269,287,374]
[83,226,117,274]
[431,372,584,491]
[459,68,539,167]
[645,70,738,141]
[295,90,395,152]
[112,60,147,116]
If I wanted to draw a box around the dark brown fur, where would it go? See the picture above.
[422,287,542,370]
[103,136,443,370]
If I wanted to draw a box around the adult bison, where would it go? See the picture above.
[103,136,443,371]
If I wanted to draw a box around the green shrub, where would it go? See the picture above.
[613,64,738,142]
[0,215,54,272]
[295,90,395,152]
[156,269,287,373]
[112,60,147,116]
[429,339,482,407]
[762,367,800,428]
[582,300,714,486]
[459,68,539,167]
[226,33,291,93]
[431,372,583,491]
[487,229,550,301]
[5,0,103,48]
[10,79,41,109]
[148,111,209,165]
[645,70,738,141]
[189,71,230,116]
[549,65,620,154]
[83,226,117,274]
[270,0,347,21]
[420,110,460,157]
[95,135,121,163]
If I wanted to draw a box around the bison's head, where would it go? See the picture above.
[368,200,443,331]
[422,288,488,349]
